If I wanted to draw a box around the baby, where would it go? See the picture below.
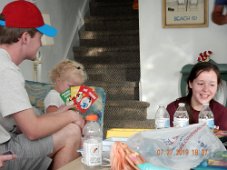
[44,59,88,113]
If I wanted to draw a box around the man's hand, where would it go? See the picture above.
[72,111,85,129]
[0,153,16,168]
[57,104,75,112]
[57,106,85,129]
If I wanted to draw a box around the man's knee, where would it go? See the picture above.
[63,123,81,140]
[53,123,82,147]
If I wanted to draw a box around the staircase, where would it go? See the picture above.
[74,0,155,137]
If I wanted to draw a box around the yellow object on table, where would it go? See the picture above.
[106,128,151,138]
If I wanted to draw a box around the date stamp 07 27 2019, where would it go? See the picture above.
[156,149,208,156]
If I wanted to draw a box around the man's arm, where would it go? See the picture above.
[13,108,83,140]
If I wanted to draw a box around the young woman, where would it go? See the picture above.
[167,61,227,130]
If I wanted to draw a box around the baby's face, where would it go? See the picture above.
[68,76,84,86]
[58,77,84,93]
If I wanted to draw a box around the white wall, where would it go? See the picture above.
[139,0,227,119]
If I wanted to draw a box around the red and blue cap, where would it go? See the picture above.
[0,0,57,37]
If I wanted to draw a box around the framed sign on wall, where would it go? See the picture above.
[162,0,208,28]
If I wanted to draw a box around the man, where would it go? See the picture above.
[212,0,227,25]
[0,1,84,170]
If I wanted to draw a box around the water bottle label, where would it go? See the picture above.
[199,118,214,129]
[174,118,189,127]
[155,118,170,129]
[83,140,102,166]
[207,119,214,129]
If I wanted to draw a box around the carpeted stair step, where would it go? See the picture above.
[86,80,138,88]
[84,16,139,31]
[104,119,155,129]
[86,81,139,100]
[74,46,139,64]
[79,30,139,47]
[85,63,140,82]
[90,0,137,17]
[105,100,149,120]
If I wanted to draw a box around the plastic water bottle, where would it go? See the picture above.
[82,114,102,167]
[173,103,189,127]
[155,105,170,129]
[199,103,215,129]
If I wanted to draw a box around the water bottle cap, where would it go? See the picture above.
[179,103,185,106]
[85,114,98,121]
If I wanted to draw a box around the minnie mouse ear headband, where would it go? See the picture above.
[0,0,57,37]
[197,50,213,62]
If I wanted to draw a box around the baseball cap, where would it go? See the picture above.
[0,0,57,37]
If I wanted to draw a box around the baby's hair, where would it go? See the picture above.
[49,59,88,84]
